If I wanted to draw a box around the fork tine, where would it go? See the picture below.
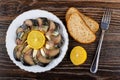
[103,9,108,23]
[101,9,108,23]
[104,9,109,23]
[105,9,109,23]
[107,9,112,24]
[102,8,112,24]
[101,9,106,22]
[105,8,112,28]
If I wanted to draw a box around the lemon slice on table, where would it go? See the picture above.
[70,46,87,65]
[27,30,45,50]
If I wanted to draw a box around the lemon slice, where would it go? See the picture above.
[70,46,87,65]
[27,30,45,50]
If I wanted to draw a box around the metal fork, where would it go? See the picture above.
[90,9,112,73]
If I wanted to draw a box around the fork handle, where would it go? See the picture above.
[90,30,105,73]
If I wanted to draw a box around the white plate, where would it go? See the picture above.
[6,9,69,73]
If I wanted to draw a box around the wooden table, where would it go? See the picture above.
[0,0,120,80]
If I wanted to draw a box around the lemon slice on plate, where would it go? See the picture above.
[70,46,87,65]
[27,30,45,50]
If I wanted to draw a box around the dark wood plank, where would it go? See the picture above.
[0,0,120,80]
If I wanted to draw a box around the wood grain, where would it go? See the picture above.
[0,0,120,80]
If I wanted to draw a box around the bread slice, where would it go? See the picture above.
[67,13,96,44]
[66,7,99,33]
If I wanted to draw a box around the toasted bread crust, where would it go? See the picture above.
[66,7,79,21]
[67,13,96,44]
[66,7,99,33]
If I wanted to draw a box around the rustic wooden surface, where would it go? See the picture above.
[0,0,120,80]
